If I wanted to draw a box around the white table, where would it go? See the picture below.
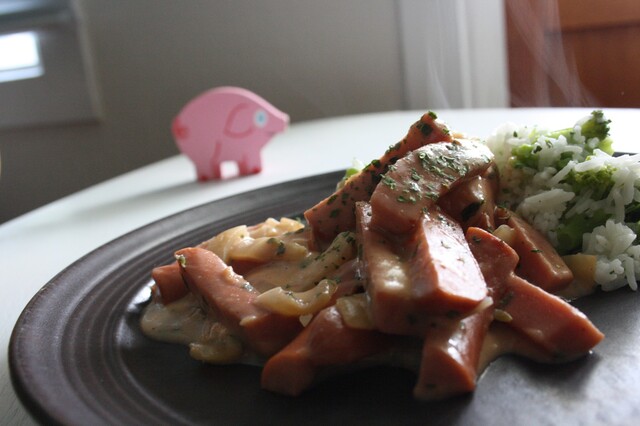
[1,108,638,424]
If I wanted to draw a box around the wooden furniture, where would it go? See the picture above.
[506,0,640,107]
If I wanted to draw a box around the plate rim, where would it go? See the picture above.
[8,170,343,425]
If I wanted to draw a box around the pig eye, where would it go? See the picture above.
[254,109,268,128]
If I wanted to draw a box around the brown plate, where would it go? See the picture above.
[9,171,640,425]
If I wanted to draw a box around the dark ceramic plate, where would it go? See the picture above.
[9,171,640,425]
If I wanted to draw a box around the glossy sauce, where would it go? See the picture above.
[141,291,260,365]
[141,288,558,377]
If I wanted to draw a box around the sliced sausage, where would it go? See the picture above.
[438,165,499,231]
[466,227,603,360]
[504,212,573,292]
[304,112,453,248]
[356,202,487,335]
[261,305,393,396]
[369,139,494,235]
[151,262,188,304]
[414,308,493,400]
[175,247,303,357]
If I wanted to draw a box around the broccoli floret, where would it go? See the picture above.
[511,144,541,169]
[336,158,365,189]
[557,164,640,255]
[510,110,615,173]
[564,166,616,200]
[556,210,610,254]
[549,110,614,155]
[582,110,613,148]
[625,202,640,223]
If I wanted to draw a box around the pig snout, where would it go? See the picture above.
[261,109,289,135]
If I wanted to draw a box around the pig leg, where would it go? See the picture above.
[191,156,216,181]
[210,163,223,180]
[238,152,262,176]
[208,144,223,179]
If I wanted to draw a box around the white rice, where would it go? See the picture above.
[517,188,575,245]
[585,220,639,291]
[486,115,640,291]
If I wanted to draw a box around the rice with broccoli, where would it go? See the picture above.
[486,110,640,291]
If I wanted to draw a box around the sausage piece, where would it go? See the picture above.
[151,262,188,304]
[304,112,453,248]
[261,305,393,396]
[407,208,487,316]
[176,247,303,357]
[438,166,499,231]
[505,212,573,292]
[356,202,487,335]
[369,139,494,235]
[466,228,603,360]
[355,202,416,334]
[414,308,493,400]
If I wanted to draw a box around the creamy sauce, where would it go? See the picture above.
[141,288,557,378]
[478,322,557,373]
[141,293,208,345]
[141,292,261,365]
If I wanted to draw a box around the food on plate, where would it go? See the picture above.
[487,110,640,293]
[305,111,453,247]
[141,111,640,400]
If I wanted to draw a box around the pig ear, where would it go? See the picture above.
[223,103,254,139]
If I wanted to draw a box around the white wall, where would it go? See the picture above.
[0,0,507,223]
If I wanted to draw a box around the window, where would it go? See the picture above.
[0,31,43,83]
[0,0,100,129]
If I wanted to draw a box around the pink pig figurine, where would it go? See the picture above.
[172,86,289,181]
